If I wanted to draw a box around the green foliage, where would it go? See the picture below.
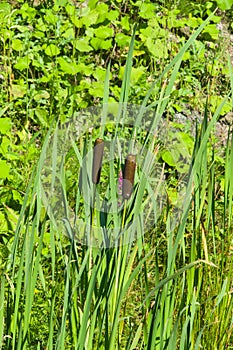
[1,0,233,348]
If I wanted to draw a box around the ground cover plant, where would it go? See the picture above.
[1,0,233,349]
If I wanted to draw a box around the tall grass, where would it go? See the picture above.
[1,11,233,350]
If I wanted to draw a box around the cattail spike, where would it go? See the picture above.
[122,154,136,200]
[92,138,104,184]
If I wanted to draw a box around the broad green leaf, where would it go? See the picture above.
[0,160,10,179]
[14,25,32,33]
[93,67,106,81]
[177,132,194,151]
[11,84,26,98]
[70,15,82,28]
[0,2,11,21]
[203,24,219,40]
[88,81,104,97]
[81,9,98,26]
[0,118,11,134]
[3,202,19,225]
[35,18,47,32]
[1,29,12,40]
[85,27,94,37]
[94,26,114,39]
[44,9,58,25]
[140,25,159,39]
[146,38,168,58]
[121,16,130,30]
[74,62,93,75]
[74,38,93,52]
[0,136,10,155]
[90,37,112,50]
[133,50,145,57]
[14,57,31,70]
[106,10,119,21]
[162,150,176,167]
[35,108,49,127]
[62,27,75,39]
[95,3,108,23]
[45,44,60,57]
[210,96,232,115]
[88,0,98,9]
[217,0,233,10]
[20,3,36,20]
[167,188,179,206]
[12,39,23,51]
[139,3,156,19]
[54,0,67,6]
[33,90,50,101]
[57,57,79,74]
[131,67,145,84]
[39,74,53,83]
[115,33,131,47]
[188,16,203,28]
[65,3,75,16]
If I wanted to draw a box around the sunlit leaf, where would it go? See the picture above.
[11,85,26,98]
[216,0,233,10]
[14,57,31,70]
[57,57,79,74]
[0,118,11,134]
[45,44,60,57]
[12,39,23,51]
[0,160,10,179]
[74,38,93,52]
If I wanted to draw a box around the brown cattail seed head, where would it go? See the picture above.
[123,154,136,200]
[92,138,104,184]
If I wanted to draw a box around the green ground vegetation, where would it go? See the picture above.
[1,0,233,349]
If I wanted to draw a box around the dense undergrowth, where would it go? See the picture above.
[1,0,233,349]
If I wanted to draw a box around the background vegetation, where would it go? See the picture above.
[1,0,233,349]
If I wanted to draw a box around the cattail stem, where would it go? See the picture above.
[122,154,136,200]
[121,199,127,229]
[91,138,104,246]
[91,185,97,228]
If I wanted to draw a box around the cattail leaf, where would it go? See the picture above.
[92,138,104,184]
[123,154,136,200]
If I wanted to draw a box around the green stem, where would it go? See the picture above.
[121,199,127,229]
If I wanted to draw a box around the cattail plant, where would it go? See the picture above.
[118,169,123,206]
[122,154,136,200]
[92,138,104,184]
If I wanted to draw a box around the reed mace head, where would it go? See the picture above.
[122,154,136,200]
[92,138,104,184]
